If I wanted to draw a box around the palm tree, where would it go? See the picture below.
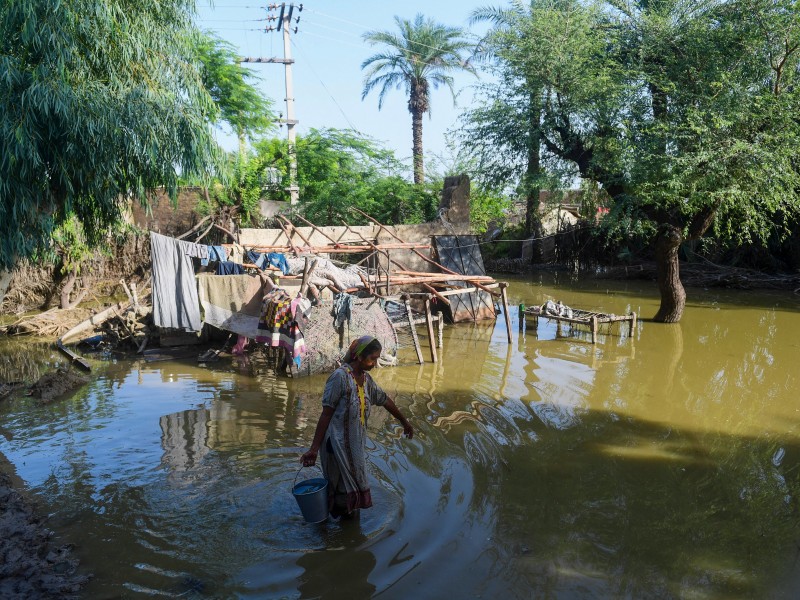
[361,14,475,185]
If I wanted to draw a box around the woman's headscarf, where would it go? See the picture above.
[346,335,379,362]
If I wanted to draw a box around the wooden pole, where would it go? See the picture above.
[300,257,311,295]
[591,315,598,344]
[499,282,512,344]
[405,297,424,364]
[276,220,302,256]
[437,309,444,348]
[277,215,313,248]
[60,301,131,345]
[293,213,343,248]
[424,296,438,363]
[339,219,451,306]
[630,312,637,337]
[385,249,391,296]
[350,207,499,295]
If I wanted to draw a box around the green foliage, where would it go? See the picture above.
[361,14,476,111]
[362,14,476,183]
[0,0,220,271]
[51,215,94,277]
[245,128,439,226]
[467,0,800,251]
[191,30,276,142]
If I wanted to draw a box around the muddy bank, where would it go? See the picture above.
[1,365,92,598]
[0,463,89,599]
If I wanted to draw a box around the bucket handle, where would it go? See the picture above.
[293,464,325,490]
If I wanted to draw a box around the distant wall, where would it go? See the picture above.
[240,221,471,273]
[129,188,206,237]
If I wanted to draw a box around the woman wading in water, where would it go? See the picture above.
[301,336,413,519]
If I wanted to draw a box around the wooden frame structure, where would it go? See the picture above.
[220,211,514,363]
[520,305,637,344]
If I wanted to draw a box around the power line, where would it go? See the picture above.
[290,38,358,131]
[305,7,477,59]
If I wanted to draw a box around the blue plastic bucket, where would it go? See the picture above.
[292,467,329,523]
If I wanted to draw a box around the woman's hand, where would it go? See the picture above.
[300,449,317,467]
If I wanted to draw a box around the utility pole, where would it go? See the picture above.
[280,4,299,205]
[241,3,302,205]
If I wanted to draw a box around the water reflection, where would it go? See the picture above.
[1,278,799,597]
[296,525,377,599]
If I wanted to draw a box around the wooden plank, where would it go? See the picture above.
[437,283,499,296]
[424,297,438,363]
[60,301,130,345]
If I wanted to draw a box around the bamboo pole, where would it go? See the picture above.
[405,297,424,365]
[350,207,500,296]
[392,270,494,281]
[292,213,344,248]
[277,215,314,248]
[499,282,512,344]
[276,220,302,256]
[424,296,438,363]
[339,220,451,306]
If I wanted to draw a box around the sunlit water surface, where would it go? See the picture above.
[1,275,800,599]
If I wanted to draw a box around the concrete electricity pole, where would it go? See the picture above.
[240,3,302,206]
[280,4,299,205]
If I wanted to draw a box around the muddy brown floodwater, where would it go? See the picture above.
[1,274,800,599]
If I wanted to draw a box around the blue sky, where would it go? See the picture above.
[196,0,493,175]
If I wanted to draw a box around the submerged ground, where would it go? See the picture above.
[1,274,800,598]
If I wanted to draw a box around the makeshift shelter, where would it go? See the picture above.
[144,211,511,376]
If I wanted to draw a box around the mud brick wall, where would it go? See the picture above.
[129,187,206,237]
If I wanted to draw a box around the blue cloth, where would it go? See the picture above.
[246,250,269,270]
[201,245,227,266]
[215,261,245,275]
[267,253,290,275]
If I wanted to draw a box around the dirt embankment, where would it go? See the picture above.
[1,369,92,598]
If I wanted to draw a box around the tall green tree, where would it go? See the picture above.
[463,5,551,236]
[191,30,276,148]
[0,0,219,276]
[361,14,476,185]
[466,0,800,322]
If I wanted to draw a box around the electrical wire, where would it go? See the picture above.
[290,39,359,131]
[305,7,477,60]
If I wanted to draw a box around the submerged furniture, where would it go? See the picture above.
[520,304,637,344]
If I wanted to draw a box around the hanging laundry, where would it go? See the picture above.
[229,243,245,264]
[267,252,291,275]
[257,288,308,366]
[150,232,203,332]
[201,245,227,266]
[246,250,269,270]
[332,292,354,329]
[216,261,245,275]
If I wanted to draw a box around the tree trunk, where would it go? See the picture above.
[524,88,543,236]
[60,270,87,310]
[411,107,424,185]
[0,268,12,307]
[653,224,685,323]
